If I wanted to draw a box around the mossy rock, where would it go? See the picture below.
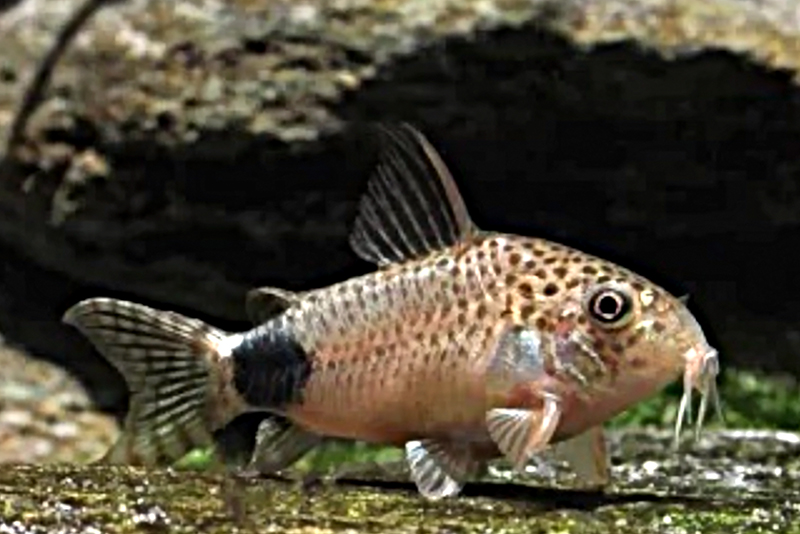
[2,429,799,533]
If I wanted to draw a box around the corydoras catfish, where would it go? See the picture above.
[63,124,723,500]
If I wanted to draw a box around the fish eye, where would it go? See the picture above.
[585,285,634,328]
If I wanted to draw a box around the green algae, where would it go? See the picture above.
[2,430,798,533]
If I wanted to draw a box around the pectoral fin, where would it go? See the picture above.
[405,439,485,500]
[485,324,549,401]
[551,426,610,488]
[486,393,562,472]
[483,324,562,471]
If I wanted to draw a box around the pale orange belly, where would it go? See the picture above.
[286,354,494,446]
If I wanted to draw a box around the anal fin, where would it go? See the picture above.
[241,415,322,476]
[405,439,485,500]
[552,426,610,488]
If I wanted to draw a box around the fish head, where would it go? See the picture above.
[507,244,723,445]
[561,274,723,447]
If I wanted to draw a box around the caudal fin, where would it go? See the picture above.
[63,297,234,466]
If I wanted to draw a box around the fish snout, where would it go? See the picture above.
[672,343,724,450]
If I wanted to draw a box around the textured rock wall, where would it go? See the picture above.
[1,0,799,413]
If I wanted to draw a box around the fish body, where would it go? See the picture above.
[64,124,722,500]
[269,233,681,445]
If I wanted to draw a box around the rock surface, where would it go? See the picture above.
[0,0,800,413]
[1,429,798,533]
[0,342,117,464]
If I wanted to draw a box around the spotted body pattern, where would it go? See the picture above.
[63,124,723,502]
[276,235,668,445]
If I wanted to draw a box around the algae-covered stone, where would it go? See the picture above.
[1,429,798,533]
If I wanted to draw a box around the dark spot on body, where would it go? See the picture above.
[509,253,522,266]
[505,273,518,286]
[629,357,647,369]
[582,265,598,275]
[554,267,568,278]
[533,249,545,257]
[653,322,666,334]
[534,269,547,279]
[524,260,537,270]
[610,341,625,354]
[518,282,534,299]
[566,278,581,289]
[631,281,645,291]
[535,317,547,330]
[436,257,449,268]
[544,283,559,296]
[477,303,489,320]
[232,325,312,409]
[544,256,558,265]
[597,275,611,284]
[521,305,535,320]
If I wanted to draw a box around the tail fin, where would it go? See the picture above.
[63,297,234,466]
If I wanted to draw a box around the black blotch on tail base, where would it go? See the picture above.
[232,325,312,409]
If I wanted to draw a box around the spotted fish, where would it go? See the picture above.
[63,123,723,500]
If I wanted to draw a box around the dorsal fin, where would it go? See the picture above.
[348,123,477,266]
[245,287,300,325]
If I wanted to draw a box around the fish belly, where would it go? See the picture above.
[286,342,492,446]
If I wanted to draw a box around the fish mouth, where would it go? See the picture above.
[673,345,725,450]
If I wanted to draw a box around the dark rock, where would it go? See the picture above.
[0,0,799,414]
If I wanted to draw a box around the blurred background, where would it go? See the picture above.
[0,0,799,471]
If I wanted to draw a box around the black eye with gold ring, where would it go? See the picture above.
[586,285,634,328]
